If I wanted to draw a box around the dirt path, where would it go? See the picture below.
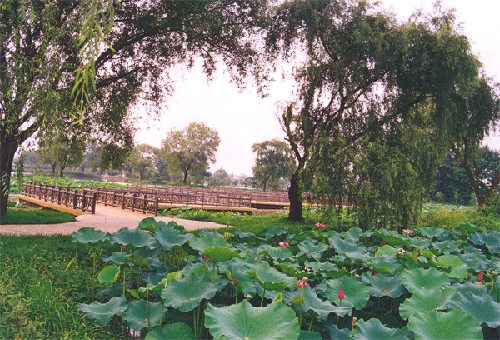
[0,204,228,236]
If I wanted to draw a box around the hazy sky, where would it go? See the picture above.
[135,0,500,176]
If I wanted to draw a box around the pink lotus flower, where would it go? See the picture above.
[477,272,484,281]
[233,277,239,285]
[297,278,309,288]
[380,240,387,245]
[315,222,327,228]
[278,241,289,248]
[202,255,209,261]
[337,287,345,301]
[402,229,414,236]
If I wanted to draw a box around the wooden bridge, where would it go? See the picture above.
[20,182,322,216]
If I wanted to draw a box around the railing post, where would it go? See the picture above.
[143,194,147,214]
[91,192,97,214]
[131,193,136,212]
[121,193,126,210]
[73,190,78,209]
[155,194,158,216]
[57,188,61,204]
[82,189,87,212]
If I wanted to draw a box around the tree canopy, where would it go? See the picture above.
[0,0,269,215]
[161,122,221,184]
[252,139,295,191]
[266,0,493,224]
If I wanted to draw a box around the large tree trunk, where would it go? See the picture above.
[462,158,499,208]
[0,134,18,217]
[288,171,303,221]
[182,170,188,183]
[262,176,269,192]
[51,162,57,175]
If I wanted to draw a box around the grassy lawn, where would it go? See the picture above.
[0,236,116,338]
[164,202,499,233]
[0,207,76,225]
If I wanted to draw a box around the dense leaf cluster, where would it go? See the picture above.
[75,218,499,339]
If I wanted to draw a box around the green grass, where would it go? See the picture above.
[0,234,193,338]
[163,208,323,234]
[0,236,119,338]
[164,202,499,234]
[0,207,76,225]
[417,202,500,232]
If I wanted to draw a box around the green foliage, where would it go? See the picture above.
[78,297,127,326]
[252,139,295,191]
[204,300,300,340]
[145,322,194,340]
[72,227,109,244]
[161,122,221,183]
[407,310,483,340]
[69,219,499,339]
[433,148,500,206]
[0,207,76,225]
[0,235,117,338]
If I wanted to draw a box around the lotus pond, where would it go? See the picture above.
[73,218,500,339]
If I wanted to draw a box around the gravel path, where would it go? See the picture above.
[0,204,227,236]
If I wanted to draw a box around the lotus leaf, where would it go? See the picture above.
[189,235,231,253]
[375,245,397,257]
[250,262,294,291]
[352,318,408,340]
[219,259,258,296]
[298,330,322,340]
[459,250,492,271]
[371,230,408,246]
[435,255,468,279]
[145,322,194,340]
[204,300,300,340]
[432,241,461,255]
[417,227,450,241]
[325,276,370,309]
[470,231,500,254]
[262,227,288,238]
[138,217,159,232]
[326,325,350,340]
[286,286,352,319]
[297,239,328,260]
[123,300,165,330]
[203,246,239,262]
[262,245,293,261]
[448,291,500,328]
[111,227,156,249]
[72,227,109,243]
[370,256,402,274]
[450,282,488,297]
[155,224,192,250]
[161,273,221,312]
[369,275,404,298]
[329,237,369,262]
[305,261,338,276]
[407,310,482,340]
[97,265,120,286]
[401,267,449,295]
[102,252,130,265]
[399,288,455,320]
[78,296,127,326]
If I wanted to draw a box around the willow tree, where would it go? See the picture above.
[0,0,268,216]
[252,139,295,191]
[447,78,499,208]
[161,122,221,184]
[267,0,483,223]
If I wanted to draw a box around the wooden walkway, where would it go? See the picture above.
[0,200,226,236]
